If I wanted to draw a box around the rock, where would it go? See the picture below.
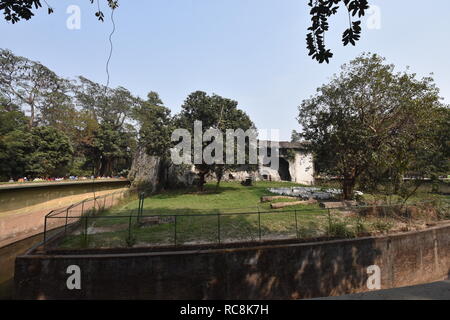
[128,148,195,193]
[261,196,298,203]
[267,187,363,201]
[128,148,161,193]
[271,199,317,209]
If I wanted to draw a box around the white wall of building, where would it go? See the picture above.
[288,152,315,185]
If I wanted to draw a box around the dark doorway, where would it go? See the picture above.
[278,158,292,181]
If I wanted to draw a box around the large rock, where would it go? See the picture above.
[128,148,195,193]
[127,149,161,193]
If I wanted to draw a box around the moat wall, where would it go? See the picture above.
[14,223,450,300]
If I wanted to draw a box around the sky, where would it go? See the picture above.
[1,0,449,141]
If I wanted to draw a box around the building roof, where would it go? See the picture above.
[258,140,310,150]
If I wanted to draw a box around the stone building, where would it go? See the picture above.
[229,141,315,185]
[129,141,315,191]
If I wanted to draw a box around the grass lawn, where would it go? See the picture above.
[57,181,449,249]
[59,181,328,248]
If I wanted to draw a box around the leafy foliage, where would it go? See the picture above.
[27,126,74,177]
[307,0,369,63]
[0,50,138,179]
[176,91,256,190]
[0,0,118,23]
[133,91,174,158]
[297,53,448,199]
[0,49,67,128]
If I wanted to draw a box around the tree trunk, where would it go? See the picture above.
[99,158,113,177]
[197,171,207,191]
[29,104,35,129]
[215,166,224,192]
[342,176,356,200]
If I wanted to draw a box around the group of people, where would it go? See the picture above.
[9,176,126,183]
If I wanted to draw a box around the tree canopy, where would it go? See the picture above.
[0,49,137,179]
[297,53,449,200]
[176,91,256,190]
[0,49,257,184]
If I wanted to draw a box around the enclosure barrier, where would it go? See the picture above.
[43,189,131,246]
[43,194,449,249]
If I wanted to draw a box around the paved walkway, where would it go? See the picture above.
[321,280,450,300]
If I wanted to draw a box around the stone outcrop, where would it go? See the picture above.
[127,149,161,193]
[128,149,196,193]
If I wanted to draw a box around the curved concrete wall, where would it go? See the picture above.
[0,181,129,248]
[14,223,450,300]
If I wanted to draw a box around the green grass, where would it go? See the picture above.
[57,181,450,249]
[59,181,328,248]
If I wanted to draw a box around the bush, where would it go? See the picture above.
[372,219,394,233]
[326,219,355,238]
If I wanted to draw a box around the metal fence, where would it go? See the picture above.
[43,194,450,250]
[43,189,130,245]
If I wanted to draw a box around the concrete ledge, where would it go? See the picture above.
[0,179,129,191]
[14,223,450,300]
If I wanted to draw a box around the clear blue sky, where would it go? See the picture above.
[1,0,449,140]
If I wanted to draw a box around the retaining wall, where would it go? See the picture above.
[14,223,450,300]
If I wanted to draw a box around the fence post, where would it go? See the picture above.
[406,205,411,224]
[327,209,332,236]
[217,213,221,244]
[84,215,89,243]
[64,207,70,233]
[128,214,133,239]
[43,214,48,246]
[174,216,178,246]
[295,210,299,239]
[258,209,262,241]
[138,193,144,223]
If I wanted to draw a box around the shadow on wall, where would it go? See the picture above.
[195,239,382,300]
[15,224,450,300]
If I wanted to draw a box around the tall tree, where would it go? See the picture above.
[0,97,32,180]
[75,77,138,176]
[26,126,74,178]
[0,49,68,128]
[297,53,446,200]
[75,76,137,129]
[133,91,173,158]
[176,91,256,191]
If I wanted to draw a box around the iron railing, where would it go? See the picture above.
[43,189,130,245]
[42,194,449,249]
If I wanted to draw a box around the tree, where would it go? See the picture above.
[133,91,174,157]
[0,0,369,63]
[89,122,135,177]
[0,49,68,128]
[75,76,137,129]
[297,53,446,200]
[0,97,32,180]
[26,126,74,178]
[75,77,138,176]
[176,91,256,191]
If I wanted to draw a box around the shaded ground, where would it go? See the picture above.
[319,280,450,300]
